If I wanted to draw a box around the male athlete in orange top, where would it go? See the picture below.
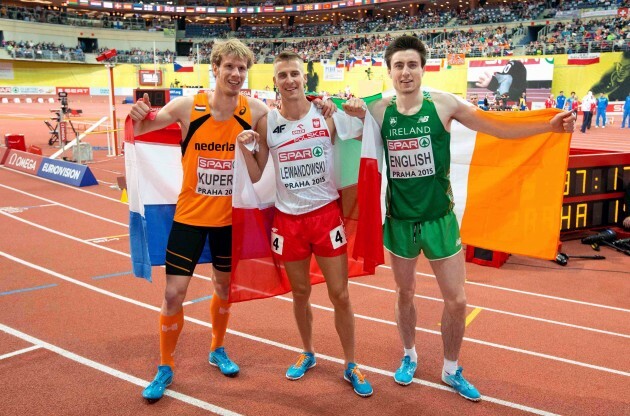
[129,39,269,402]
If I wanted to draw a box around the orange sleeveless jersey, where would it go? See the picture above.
[173,93,252,227]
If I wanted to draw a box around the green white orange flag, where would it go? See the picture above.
[356,90,572,260]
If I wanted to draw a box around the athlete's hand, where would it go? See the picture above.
[475,71,493,88]
[314,97,337,118]
[129,93,152,121]
[550,110,576,133]
[342,97,367,119]
[237,129,260,153]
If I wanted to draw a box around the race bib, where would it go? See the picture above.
[196,156,233,196]
[277,145,327,190]
[387,136,435,179]
[271,231,284,255]
[329,224,347,249]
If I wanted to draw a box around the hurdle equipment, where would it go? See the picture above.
[49,116,108,160]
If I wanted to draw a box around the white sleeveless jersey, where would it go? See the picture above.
[267,104,339,215]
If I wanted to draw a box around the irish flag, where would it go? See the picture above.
[359,91,572,260]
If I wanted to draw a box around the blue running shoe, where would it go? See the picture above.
[394,356,417,386]
[344,362,373,397]
[142,365,173,402]
[442,366,481,402]
[209,347,239,377]
[286,352,316,380]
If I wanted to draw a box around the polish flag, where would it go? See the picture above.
[567,53,600,65]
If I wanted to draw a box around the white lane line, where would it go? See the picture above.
[271,295,630,377]
[0,183,127,227]
[0,251,559,416]
[0,323,241,416]
[377,264,630,313]
[2,211,628,374]
[2,170,626,313]
[349,281,630,339]
[0,345,41,361]
[0,167,123,203]
[0,210,213,283]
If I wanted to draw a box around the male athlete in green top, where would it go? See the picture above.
[368,36,576,401]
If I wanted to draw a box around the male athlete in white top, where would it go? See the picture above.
[236,51,373,397]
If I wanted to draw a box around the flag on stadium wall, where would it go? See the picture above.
[567,53,600,65]
[345,58,355,71]
[371,57,384,67]
[424,59,442,72]
[336,59,346,68]
[361,90,571,260]
[174,61,194,72]
[363,56,371,65]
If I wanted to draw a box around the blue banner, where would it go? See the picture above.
[37,158,98,187]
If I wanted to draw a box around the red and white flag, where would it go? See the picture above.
[567,53,600,65]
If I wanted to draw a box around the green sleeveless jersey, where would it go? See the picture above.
[382,90,454,222]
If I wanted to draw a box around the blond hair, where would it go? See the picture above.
[210,38,255,69]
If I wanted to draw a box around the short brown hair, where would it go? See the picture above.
[210,38,255,69]
[384,35,427,69]
[274,50,304,66]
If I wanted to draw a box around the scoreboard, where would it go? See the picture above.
[134,89,170,108]
[561,151,630,232]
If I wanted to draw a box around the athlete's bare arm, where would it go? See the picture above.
[366,98,389,129]
[432,90,576,137]
[129,93,194,137]
[235,116,269,183]
[247,96,270,130]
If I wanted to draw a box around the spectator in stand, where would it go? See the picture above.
[595,92,609,128]
[622,91,630,129]
[556,91,566,110]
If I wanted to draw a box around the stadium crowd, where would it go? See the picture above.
[1,0,629,63]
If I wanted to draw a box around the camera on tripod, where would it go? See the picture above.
[58,91,69,114]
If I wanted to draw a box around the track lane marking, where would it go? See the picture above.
[2,211,629,373]
[3,176,628,313]
[0,323,241,415]
[0,183,127,226]
[465,307,483,327]
[0,345,41,361]
[376,265,630,313]
[0,251,562,416]
[349,281,630,339]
